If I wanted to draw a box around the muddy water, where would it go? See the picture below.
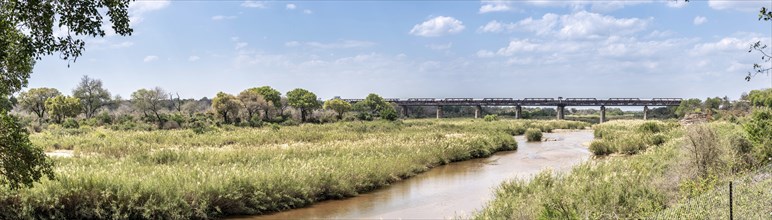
[244,130,593,219]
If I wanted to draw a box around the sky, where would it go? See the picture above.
[27,0,772,101]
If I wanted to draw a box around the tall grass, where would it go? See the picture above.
[3,119,588,219]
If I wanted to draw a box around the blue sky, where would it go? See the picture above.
[28,0,772,100]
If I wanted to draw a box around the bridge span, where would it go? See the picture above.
[342,98,682,123]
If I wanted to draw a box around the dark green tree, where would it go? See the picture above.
[211,92,242,124]
[254,86,282,119]
[675,98,703,117]
[45,95,82,124]
[286,88,321,122]
[0,0,132,189]
[73,75,111,118]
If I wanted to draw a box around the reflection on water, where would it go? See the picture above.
[241,130,593,219]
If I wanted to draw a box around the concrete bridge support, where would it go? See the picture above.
[436,106,443,119]
[515,105,522,119]
[556,105,565,120]
[401,106,409,118]
[643,106,649,120]
[474,105,482,118]
[600,105,606,123]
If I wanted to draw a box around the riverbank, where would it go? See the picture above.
[1,119,587,219]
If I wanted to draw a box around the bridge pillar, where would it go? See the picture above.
[600,105,606,123]
[436,106,443,119]
[515,105,522,119]
[643,105,649,120]
[401,106,409,118]
[474,105,482,119]
[557,105,565,120]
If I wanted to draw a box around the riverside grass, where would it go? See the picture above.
[1,119,587,219]
[473,120,768,219]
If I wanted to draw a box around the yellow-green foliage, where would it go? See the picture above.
[525,128,542,142]
[590,120,678,156]
[2,119,587,219]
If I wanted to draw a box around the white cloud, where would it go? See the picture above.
[188,56,200,62]
[303,9,313,14]
[496,39,540,56]
[478,11,647,39]
[128,0,170,25]
[476,50,496,58]
[693,16,707,25]
[708,0,767,12]
[665,0,687,8]
[479,1,514,13]
[143,55,159,62]
[285,40,375,49]
[692,36,769,55]
[286,4,296,10]
[236,42,249,50]
[241,1,266,8]
[212,15,236,21]
[523,0,652,12]
[410,16,465,37]
[110,41,134,49]
[426,42,453,50]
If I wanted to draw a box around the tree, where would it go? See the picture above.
[323,98,352,119]
[182,100,209,116]
[286,88,321,122]
[212,92,242,124]
[73,75,111,118]
[352,93,398,120]
[131,87,167,126]
[748,88,772,108]
[45,95,82,124]
[238,88,268,121]
[675,98,703,117]
[253,86,282,119]
[17,88,61,120]
[0,0,131,189]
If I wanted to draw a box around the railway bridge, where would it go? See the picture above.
[342,97,682,123]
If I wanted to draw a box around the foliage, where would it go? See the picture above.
[73,75,112,118]
[323,98,352,119]
[352,93,397,121]
[44,95,82,124]
[0,112,54,190]
[684,124,722,178]
[131,87,167,125]
[743,107,772,163]
[238,88,268,121]
[483,114,499,122]
[747,88,772,108]
[62,118,80,129]
[17,88,61,119]
[380,105,398,121]
[675,98,703,117]
[253,86,282,110]
[525,128,542,142]
[211,92,242,124]
[286,88,320,122]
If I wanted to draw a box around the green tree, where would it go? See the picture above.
[748,88,772,108]
[212,92,242,124]
[353,93,398,120]
[323,98,352,119]
[45,95,82,124]
[743,108,772,163]
[131,87,167,126]
[675,98,703,117]
[0,0,131,189]
[73,75,111,118]
[254,86,281,119]
[286,88,321,122]
[0,112,54,190]
[17,88,61,120]
[238,88,268,121]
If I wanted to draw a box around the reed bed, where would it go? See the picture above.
[2,119,587,219]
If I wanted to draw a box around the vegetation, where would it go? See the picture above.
[323,98,352,120]
[483,114,498,122]
[0,119,589,219]
[286,88,321,122]
[524,128,542,142]
[44,96,82,124]
[17,88,61,119]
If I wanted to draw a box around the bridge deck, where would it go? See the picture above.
[342,98,682,107]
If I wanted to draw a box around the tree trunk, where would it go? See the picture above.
[300,108,306,122]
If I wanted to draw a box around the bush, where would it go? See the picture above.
[590,140,613,156]
[648,133,667,146]
[280,118,299,126]
[639,121,662,133]
[62,118,79,129]
[618,138,646,155]
[525,128,542,142]
[743,108,772,162]
[380,107,398,121]
[684,124,722,178]
[484,114,499,122]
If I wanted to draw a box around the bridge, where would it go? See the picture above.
[342,98,682,123]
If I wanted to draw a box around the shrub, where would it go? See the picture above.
[639,121,662,133]
[525,128,542,142]
[162,121,181,130]
[684,124,722,178]
[743,108,772,162]
[280,118,299,126]
[484,114,499,122]
[62,118,79,129]
[380,107,398,121]
[648,133,667,146]
[618,138,646,155]
[589,140,613,156]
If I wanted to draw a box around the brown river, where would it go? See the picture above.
[240,130,593,219]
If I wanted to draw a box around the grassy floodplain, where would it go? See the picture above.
[474,120,768,219]
[0,119,586,219]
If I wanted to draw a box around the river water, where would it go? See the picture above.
[243,130,593,219]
